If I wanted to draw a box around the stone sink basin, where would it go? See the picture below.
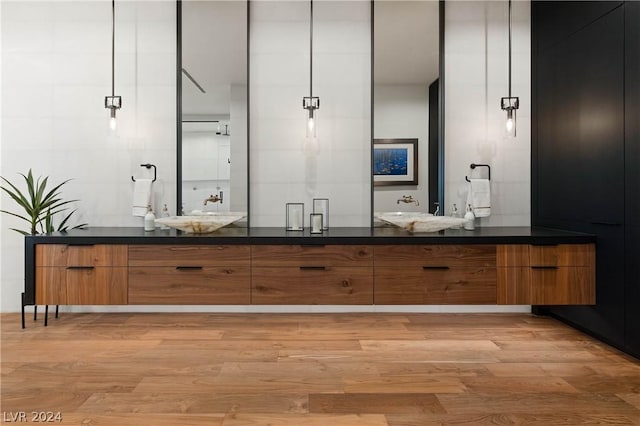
[375,211,467,233]
[155,212,246,234]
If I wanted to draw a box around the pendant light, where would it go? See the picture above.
[302,0,319,138]
[500,0,519,137]
[104,0,121,131]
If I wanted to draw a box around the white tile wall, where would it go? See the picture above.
[444,0,531,226]
[1,1,176,311]
[249,0,371,227]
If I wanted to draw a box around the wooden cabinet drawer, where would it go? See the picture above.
[252,267,373,304]
[530,266,595,305]
[375,266,497,304]
[36,244,127,267]
[374,245,496,267]
[529,244,594,267]
[129,245,250,267]
[252,245,373,267]
[35,267,67,305]
[36,266,127,305]
[128,267,250,304]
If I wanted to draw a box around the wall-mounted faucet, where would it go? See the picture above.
[397,195,419,206]
[204,191,223,205]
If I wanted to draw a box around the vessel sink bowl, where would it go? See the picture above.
[375,211,466,233]
[155,213,246,234]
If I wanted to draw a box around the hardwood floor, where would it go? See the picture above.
[2,313,640,425]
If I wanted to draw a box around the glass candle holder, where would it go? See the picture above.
[312,198,329,230]
[286,203,304,231]
[310,213,323,234]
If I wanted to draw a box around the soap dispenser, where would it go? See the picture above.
[144,205,156,232]
[463,204,475,230]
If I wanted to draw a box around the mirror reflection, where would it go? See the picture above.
[373,1,440,221]
[180,1,248,220]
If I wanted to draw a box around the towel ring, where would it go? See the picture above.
[465,163,490,182]
[131,163,157,182]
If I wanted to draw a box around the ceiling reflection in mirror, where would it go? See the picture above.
[180,1,248,222]
[373,1,440,223]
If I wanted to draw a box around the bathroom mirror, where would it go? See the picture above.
[178,1,248,221]
[373,1,443,221]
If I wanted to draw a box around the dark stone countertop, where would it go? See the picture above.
[25,226,596,245]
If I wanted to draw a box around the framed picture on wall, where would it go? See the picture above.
[373,138,418,186]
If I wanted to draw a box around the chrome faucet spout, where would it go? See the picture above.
[204,192,223,205]
[397,195,419,206]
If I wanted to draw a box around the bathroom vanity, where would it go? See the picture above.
[22,227,595,326]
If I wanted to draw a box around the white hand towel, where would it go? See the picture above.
[468,178,491,218]
[132,178,152,217]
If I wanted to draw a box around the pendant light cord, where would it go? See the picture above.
[508,0,511,98]
[309,0,313,99]
[111,0,115,97]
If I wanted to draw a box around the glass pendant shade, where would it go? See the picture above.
[501,96,519,137]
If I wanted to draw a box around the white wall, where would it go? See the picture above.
[445,1,531,226]
[249,0,371,227]
[373,84,430,213]
[0,1,176,311]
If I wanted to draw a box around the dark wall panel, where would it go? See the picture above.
[625,1,640,357]
[535,8,624,226]
[534,2,623,52]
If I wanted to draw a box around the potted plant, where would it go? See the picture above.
[1,169,87,235]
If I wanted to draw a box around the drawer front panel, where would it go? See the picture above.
[252,245,373,267]
[375,267,497,304]
[374,245,496,267]
[252,267,373,304]
[529,244,595,267]
[35,267,67,305]
[128,267,250,304]
[497,244,530,267]
[36,244,128,267]
[497,267,532,305]
[65,267,128,305]
[129,245,250,267]
[531,267,595,305]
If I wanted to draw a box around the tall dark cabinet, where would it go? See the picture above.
[624,1,640,357]
[532,1,640,358]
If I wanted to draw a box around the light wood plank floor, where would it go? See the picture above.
[2,313,640,425]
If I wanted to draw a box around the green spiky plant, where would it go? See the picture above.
[1,169,87,235]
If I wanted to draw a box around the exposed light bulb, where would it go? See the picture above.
[505,109,515,135]
[505,117,514,133]
[306,109,317,138]
[109,109,117,132]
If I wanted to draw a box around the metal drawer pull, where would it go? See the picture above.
[301,244,325,248]
[176,266,203,270]
[591,221,622,226]
[67,244,95,247]
[531,243,559,247]
[66,266,94,270]
[299,266,327,271]
[531,265,559,270]
[422,266,450,270]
